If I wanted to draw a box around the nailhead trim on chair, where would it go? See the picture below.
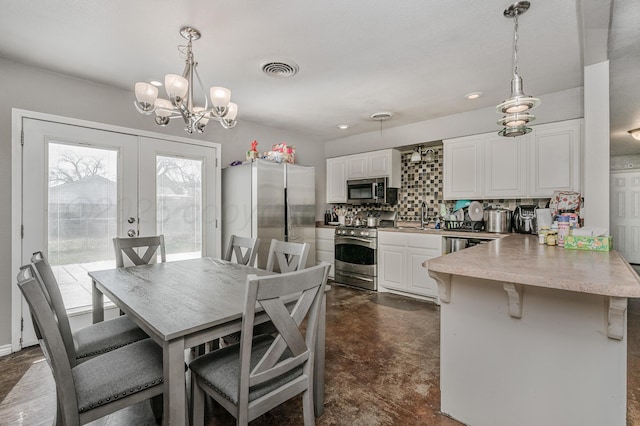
[79,379,163,412]
[77,342,134,359]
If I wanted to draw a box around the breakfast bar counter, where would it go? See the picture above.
[424,234,640,426]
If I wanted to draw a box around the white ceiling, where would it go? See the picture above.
[0,0,636,155]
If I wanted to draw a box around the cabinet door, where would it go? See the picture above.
[326,157,347,203]
[347,154,368,179]
[369,151,390,177]
[529,119,582,197]
[378,244,406,291]
[407,248,440,298]
[483,134,528,198]
[443,137,484,199]
[315,227,335,278]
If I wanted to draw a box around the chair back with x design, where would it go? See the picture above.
[113,235,166,267]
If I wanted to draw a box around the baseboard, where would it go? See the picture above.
[0,343,13,357]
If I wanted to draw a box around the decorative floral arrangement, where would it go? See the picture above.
[246,141,295,163]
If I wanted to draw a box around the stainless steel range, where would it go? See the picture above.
[334,226,378,290]
[333,210,396,291]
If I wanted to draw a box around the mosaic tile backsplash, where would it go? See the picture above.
[328,147,550,222]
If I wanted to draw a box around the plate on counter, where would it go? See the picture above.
[328,221,340,226]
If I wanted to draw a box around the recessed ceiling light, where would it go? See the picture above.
[465,92,482,100]
[150,80,163,87]
[337,124,350,130]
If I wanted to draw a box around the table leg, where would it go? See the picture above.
[163,338,187,426]
[92,280,104,324]
[314,293,326,417]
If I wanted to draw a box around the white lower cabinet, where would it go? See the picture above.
[378,231,442,301]
[316,227,335,278]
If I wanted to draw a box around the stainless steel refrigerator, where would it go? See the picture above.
[222,159,316,269]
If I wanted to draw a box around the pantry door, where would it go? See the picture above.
[18,117,219,348]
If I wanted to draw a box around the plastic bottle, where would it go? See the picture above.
[557,215,570,247]
[538,226,550,245]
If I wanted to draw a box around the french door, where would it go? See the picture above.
[18,117,218,348]
[611,170,640,264]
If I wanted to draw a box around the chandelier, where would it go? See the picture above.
[496,1,540,137]
[134,26,238,134]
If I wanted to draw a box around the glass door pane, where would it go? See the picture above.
[47,143,119,311]
[157,155,203,260]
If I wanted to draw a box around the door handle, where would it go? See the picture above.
[127,216,136,224]
[127,229,137,237]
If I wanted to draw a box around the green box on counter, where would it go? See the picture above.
[564,235,613,251]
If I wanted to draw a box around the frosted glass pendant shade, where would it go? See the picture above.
[210,87,231,108]
[154,98,173,117]
[165,74,188,99]
[135,82,159,105]
[225,102,238,121]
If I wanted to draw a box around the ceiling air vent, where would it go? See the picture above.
[261,60,299,78]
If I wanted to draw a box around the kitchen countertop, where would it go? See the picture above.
[316,222,509,239]
[426,233,640,298]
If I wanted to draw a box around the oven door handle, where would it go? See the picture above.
[336,236,374,244]
[337,272,374,282]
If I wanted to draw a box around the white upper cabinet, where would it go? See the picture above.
[326,157,347,203]
[528,119,582,197]
[346,154,368,179]
[443,119,582,200]
[443,135,484,199]
[326,149,401,203]
[483,133,528,198]
[345,149,400,185]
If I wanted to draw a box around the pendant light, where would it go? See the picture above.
[497,1,540,137]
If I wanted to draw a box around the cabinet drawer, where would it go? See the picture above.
[407,234,443,250]
[316,239,335,252]
[378,232,407,246]
[316,228,336,239]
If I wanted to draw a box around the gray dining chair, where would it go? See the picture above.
[31,251,148,362]
[17,264,165,425]
[223,239,309,346]
[189,262,330,426]
[113,235,166,267]
[223,235,260,266]
[265,239,310,273]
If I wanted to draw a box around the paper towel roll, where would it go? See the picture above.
[536,208,552,228]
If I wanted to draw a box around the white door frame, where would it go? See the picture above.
[11,108,222,353]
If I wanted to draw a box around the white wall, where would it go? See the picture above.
[324,87,584,157]
[583,61,611,230]
[0,58,325,348]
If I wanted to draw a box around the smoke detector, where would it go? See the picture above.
[370,112,393,121]
[261,60,299,78]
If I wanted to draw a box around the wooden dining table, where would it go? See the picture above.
[90,257,328,426]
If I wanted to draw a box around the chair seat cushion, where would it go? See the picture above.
[190,334,303,404]
[74,315,148,359]
[72,339,163,413]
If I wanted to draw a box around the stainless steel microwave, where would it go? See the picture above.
[347,177,397,204]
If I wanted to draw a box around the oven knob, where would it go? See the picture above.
[350,230,355,236]
[361,231,367,236]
